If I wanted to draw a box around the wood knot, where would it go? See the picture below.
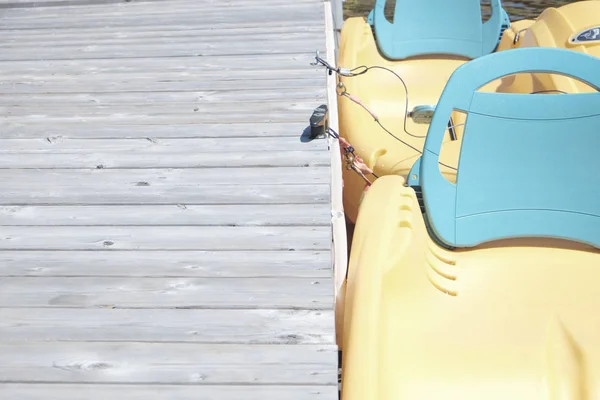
[278,334,301,344]
[53,361,113,372]
[190,373,207,382]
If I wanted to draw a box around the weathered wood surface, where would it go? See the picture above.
[0,385,338,400]
[0,0,335,398]
[0,204,330,226]
[0,250,330,277]
[0,226,330,250]
[4,182,329,204]
[0,342,336,384]
[0,308,334,343]
[0,122,313,138]
[0,137,329,168]
[0,277,333,308]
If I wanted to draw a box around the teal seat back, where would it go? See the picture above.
[368,0,509,60]
[414,48,600,248]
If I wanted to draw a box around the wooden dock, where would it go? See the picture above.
[0,0,338,398]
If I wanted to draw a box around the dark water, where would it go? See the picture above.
[344,0,576,21]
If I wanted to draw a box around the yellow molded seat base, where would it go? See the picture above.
[342,176,600,400]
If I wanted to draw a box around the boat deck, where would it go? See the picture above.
[0,0,337,398]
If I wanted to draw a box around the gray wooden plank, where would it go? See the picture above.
[0,122,313,138]
[0,250,330,278]
[0,31,323,48]
[0,49,324,62]
[0,20,322,35]
[0,167,329,186]
[0,47,323,65]
[0,88,326,103]
[0,37,325,57]
[0,19,319,31]
[0,137,325,152]
[0,90,324,106]
[1,114,312,124]
[5,155,326,173]
[0,104,322,123]
[0,277,333,308]
[0,0,316,4]
[0,226,330,250]
[0,4,322,23]
[0,151,328,168]
[0,137,327,168]
[0,26,322,44]
[0,16,324,38]
[0,100,319,117]
[0,69,323,87]
[0,384,337,400]
[1,106,324,122]
[0,308,334,344]
[0,75,323,87]
[0,77,324,95]
[1,6,320,21]
[0,17,320,30]
[0,52,318,73]
[0,0,319,15]
[0,20,322,33]
[0,0,317,7]
[0,204,330,226]
[0,0,316,6]
[1,114,316,124]
[0,342,337,384]
[0,4,321,20]
[2,183,329,205]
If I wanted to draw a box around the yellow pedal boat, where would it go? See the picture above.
[341,45,600,400]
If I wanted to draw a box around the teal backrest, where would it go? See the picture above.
[368,0,509,60]
[414,47,600,248]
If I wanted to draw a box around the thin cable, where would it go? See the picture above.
[314,54,457,170]
[313,54,427,138]
[338,91,458,171]
[345,65,427,138]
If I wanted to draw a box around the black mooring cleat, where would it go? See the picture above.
[309,104,329,139]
